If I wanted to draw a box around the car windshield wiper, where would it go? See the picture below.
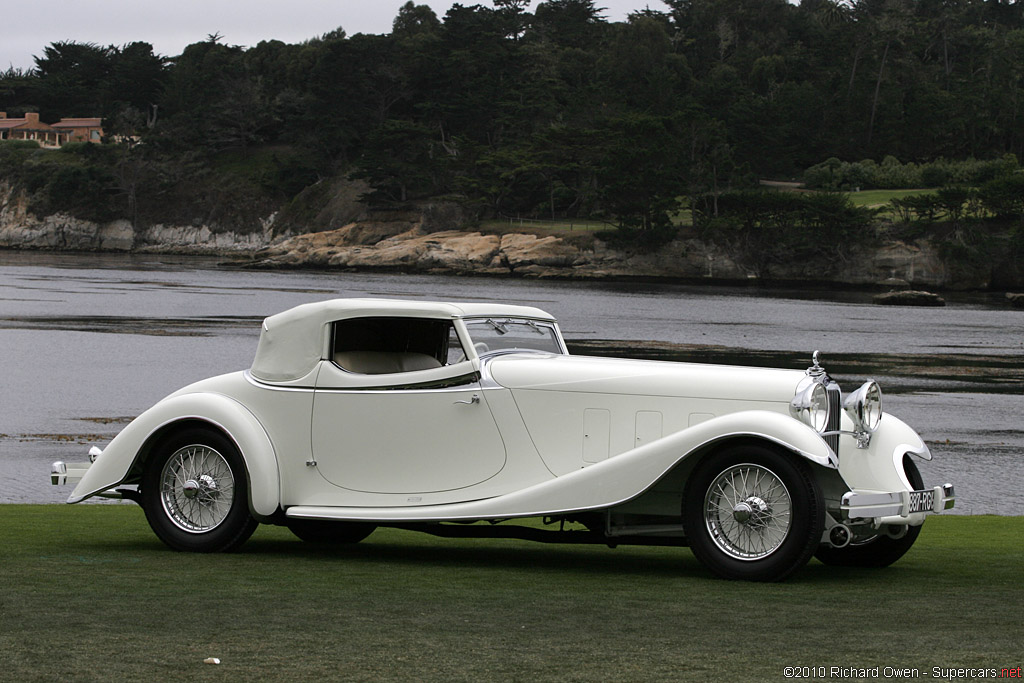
[523,320,546,335]
[485,319,508,334]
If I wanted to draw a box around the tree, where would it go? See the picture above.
[31,41,113,118]
[392,2,441,39]
[532,0,606,48]
[355,120,447,203]
[595,113,690,231]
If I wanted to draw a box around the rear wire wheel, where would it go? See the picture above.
[141,427,258,552]
[684,444,824,581]
[814,456,925,568]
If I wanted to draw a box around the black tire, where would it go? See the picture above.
[815,456,925,568]
[286,519,376,544]
[141,427,258,552]
[683,443,825,582]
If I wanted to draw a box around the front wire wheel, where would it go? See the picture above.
[684,444,824,581]
[704,463,793,561]
[141,428,258,552]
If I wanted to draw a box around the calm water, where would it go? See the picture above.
[1,251,1021,514]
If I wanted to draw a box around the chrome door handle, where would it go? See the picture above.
[454,394,480,405]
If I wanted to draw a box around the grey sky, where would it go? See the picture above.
[1,0,668,72]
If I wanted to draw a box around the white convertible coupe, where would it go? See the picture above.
[52,298,954,581]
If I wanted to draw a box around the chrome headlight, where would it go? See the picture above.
[844,380,882,433]
[790,382,829,432]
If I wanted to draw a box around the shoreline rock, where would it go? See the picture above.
[873,290,946,306]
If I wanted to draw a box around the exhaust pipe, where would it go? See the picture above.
[828,524,852,548]
[884,524,908,540]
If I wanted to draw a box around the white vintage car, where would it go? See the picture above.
[52,298,954,581]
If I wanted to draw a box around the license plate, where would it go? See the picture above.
[908,489,935,514]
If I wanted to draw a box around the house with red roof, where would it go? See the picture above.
[50,117,104,143]
[0,112,103,147]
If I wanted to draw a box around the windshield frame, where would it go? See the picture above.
[461,316,567,358]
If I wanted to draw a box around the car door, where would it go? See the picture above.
[310,320,507,495]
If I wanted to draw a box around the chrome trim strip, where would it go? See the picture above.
[244,370,315,392]
[316,370,482,392]
[824,381,841,456]
[245,368,485,394]
[312,374,489,395]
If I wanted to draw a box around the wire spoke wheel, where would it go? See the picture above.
[141,427,257,553]
[704,463,792,561]
[160,444,235,533]
[684,444,823,581]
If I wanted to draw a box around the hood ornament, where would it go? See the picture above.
[806,350,826,378]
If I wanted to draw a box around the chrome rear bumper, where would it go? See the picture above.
[50,461,90,486]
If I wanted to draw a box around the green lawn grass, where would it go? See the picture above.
[2,505,1020,682]
[845,188,937,209]
[479,218,611,233]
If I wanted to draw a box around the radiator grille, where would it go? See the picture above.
[825,381,842,456]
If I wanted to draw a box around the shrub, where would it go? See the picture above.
[693,189,875,277]
[803,155,1020,190]
[0,139,40,150]
[921,165,950,187]
[977,173,1024,218]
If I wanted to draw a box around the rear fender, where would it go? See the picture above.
[68,393,280,518]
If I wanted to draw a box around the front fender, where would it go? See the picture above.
[288,410,835,523]
[68,393,280,518]
[515,409,837,513]
[839,413,931,494]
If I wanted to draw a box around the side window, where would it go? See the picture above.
[446,325,468,365]
[331,317,459,375]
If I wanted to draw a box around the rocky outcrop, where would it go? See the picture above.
[873,290,946,306]
[853,241,947,288]
[249,220,965,287]
[251,226,595,275]
[0,181,274,253]
[1007,293,1024,309]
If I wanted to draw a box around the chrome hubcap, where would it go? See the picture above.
[182,473,218,500]
[732,496,770,526]
[159,444,234,534]
[705,463,792,561]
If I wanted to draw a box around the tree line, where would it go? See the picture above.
[1,0,1023,233]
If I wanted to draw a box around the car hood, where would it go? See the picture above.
[486,354,806,403]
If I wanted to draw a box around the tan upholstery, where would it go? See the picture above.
[333,351,443,375]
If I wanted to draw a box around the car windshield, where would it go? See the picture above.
[465,318,563,356]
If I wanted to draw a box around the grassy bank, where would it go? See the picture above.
[1,505,1020,682]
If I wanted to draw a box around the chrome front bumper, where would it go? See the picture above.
[841,484,956,521]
